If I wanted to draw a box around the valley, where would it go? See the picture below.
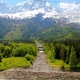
[0,0,80,79]
[0,42,80,80]
[0,0,80,41]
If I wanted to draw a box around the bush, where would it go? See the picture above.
[0,53,2,62]
[25,54,34,64]
[3,47,12,57]
[13,48,25,57]
[70,66,80,71]
[60,64,65,71]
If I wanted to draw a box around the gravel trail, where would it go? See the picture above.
[28,50,61,72]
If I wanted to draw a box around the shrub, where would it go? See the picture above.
[25,54,34,64]
[60,64,65,71]
[3,47,12,58]
[0,53,2,62]
[13,48,25,57]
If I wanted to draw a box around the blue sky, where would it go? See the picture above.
[0,0,26,5]
[0,0,80,5]
[48,0,80,5]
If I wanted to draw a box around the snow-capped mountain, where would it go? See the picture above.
[0,0,80,23]
[11,0,53,13]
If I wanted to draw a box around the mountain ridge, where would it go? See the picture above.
[0,1,80,23]
[0,15,80,41]
[0,1,80,41]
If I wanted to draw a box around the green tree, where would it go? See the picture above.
[0,44,4,53]
[69,46,79,70]
[13,47,25,57]
[55,43,60,59]
[0,53,2,62]
[66,46,70,64]
[60,44,66,61]
[25,54,34,64]
[3,46,12,57]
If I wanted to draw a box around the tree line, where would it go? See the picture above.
[43,40,80,71]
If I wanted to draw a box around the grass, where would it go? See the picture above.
[48,59,69,70]
[0,57,31,71]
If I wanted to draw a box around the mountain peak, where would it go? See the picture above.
[16,1,27,6]
[16,0,34,6]
[0,1,80,23]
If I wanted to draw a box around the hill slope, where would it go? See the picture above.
[0,16,80,41]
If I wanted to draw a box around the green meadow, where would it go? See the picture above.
[0,57,30,71]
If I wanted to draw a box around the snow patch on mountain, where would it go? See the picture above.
[58,2,80,23]
[0,9,45,19]
[0,1,80,23]
[43,8,59,18]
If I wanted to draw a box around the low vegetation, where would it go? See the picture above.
[0,41,37,71]
[0,57,30,71]
[48,59,69,69]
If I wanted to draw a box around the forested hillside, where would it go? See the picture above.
[0,16,80,41]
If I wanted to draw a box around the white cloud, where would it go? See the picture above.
[0,1,4,3]
[59,2,79,10]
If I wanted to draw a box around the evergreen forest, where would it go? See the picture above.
[43,40,80,71]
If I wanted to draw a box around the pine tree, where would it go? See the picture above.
[69,46,78,70]
[60,44,66,61]
[66,46,70,64]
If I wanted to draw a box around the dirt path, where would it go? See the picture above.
[0,42,80,80]
[28,49,61,72]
